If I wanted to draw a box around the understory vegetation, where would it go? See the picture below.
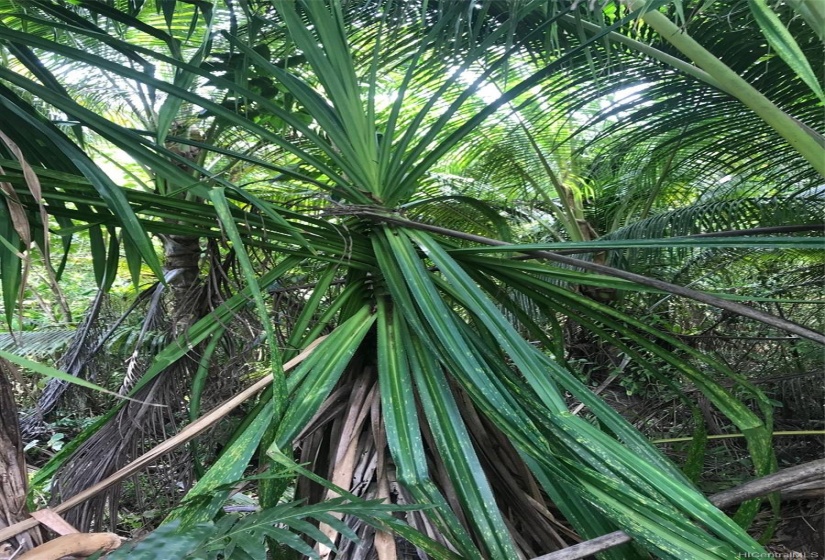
[0,0,822,559]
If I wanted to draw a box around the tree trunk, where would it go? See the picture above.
[0,358,42,554]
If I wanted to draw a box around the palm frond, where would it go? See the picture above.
[0,329,74,358]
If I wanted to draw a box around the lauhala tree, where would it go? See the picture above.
[0,0,822,558]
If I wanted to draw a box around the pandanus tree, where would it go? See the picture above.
[0,0,822,558]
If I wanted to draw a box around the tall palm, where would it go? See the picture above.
[0,0,822,558]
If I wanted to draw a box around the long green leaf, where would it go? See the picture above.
[209,187,286,415]
[375,297,481,557]
[406,323,521,558]
[0,199,22,328]
[274,305,375,446]
[747,0,825,104]
[166,399,275,526]
[0,349,129,397]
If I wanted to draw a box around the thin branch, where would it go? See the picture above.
[711,459,825,508]
[531,458,825,560]
[357,212,825,345]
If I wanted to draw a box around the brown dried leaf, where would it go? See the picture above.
[0,166,30,248]
[28,509,79,536]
